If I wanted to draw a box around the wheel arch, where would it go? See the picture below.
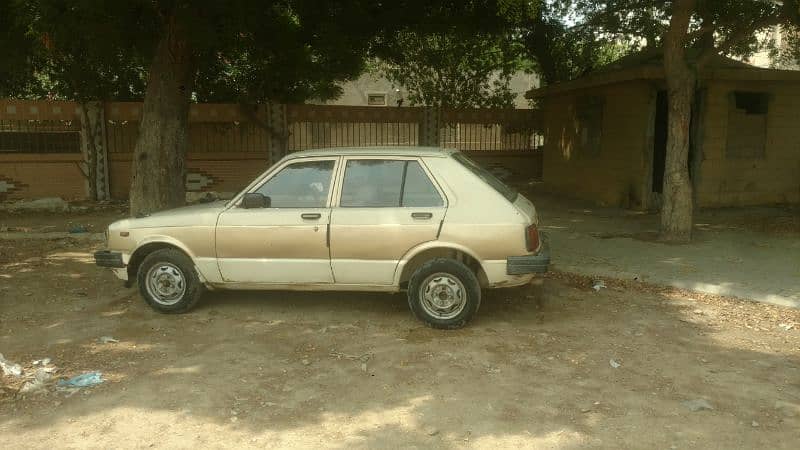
[395,242,488,289]
[127,237,196,281]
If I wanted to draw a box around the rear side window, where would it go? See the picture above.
[340,159,443,207]
[452,153,518,203]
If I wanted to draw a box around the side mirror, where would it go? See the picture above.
[241,193,270,209]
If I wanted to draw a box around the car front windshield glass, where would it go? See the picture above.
[451,153,518,203]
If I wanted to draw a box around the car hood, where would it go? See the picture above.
[111,201,227,230]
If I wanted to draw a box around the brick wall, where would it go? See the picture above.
[0,100,85,201]
[540,81,653,208]
[0,153,86,200]
[696,81,800,207]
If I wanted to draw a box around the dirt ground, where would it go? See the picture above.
[1,210,799,449]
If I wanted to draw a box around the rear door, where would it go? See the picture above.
[329,157,447,285]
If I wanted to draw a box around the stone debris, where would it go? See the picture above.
[682,399,714,412]
[0,353,22,377]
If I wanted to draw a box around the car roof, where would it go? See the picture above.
[285,146,458,159]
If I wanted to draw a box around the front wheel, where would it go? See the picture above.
[137,248,205,313]
[407,258,481,329]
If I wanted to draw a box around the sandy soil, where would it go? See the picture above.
[1,212,799,449]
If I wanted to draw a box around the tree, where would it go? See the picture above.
[0,0,42,98]
[4,0,512,215]
[517,0,635,85]
[378,30,525,108]
[570,0,799,242]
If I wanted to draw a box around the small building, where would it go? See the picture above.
[527,50,800,209]
[323,71,540,109]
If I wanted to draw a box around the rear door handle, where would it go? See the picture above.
[301,213,322,220]
[411,212,433,219]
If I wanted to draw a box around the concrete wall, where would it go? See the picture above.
[540,81,654,208]
[696,80,800,206]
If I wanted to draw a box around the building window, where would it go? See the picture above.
[575,96,604,157]
[367,93,387,106]
[726,91,768,159]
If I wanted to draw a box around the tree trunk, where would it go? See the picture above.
[660,0,696,243]
[129,16,193,216]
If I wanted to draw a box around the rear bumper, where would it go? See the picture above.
[506,238,550,275]
[94,250,125,268]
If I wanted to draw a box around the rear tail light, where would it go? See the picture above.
[526,225,540,252]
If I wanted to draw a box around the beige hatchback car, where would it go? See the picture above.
[95,147,549,328]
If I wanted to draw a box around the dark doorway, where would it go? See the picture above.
[652,90,668,193]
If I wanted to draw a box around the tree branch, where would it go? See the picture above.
[698,13,783,68]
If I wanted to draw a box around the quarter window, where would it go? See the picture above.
[254,160,334,208]
[340,159,443,207]
[402,161,443,207]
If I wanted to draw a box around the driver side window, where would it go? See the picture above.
[254,160,335,208]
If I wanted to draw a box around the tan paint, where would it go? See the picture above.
[103,147,543,291]
[329,211,444,260]
[215,221,330,259]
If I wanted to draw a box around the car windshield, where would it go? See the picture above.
[452,152,518,203]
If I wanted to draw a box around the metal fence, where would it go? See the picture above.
[286,105,424,151]
[1,101,542,156]
[105,120,270,154]
[285,105,542,153]
[0,99,544,200]
[440,111,543,151]
[0,119,81,153]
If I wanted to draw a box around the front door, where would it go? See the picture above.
[215,157,338,283]
[329,158,447,285]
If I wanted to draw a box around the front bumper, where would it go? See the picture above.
[506,238,550,275]
[94,250,125,268]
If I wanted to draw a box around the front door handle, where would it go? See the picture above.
[411,212,433,219]
[301,213,322,220]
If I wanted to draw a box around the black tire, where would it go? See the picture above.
[407,258,481,329]
[137,248,205,314]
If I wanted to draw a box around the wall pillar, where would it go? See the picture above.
[419,107,441,147]
[79,101,110,200]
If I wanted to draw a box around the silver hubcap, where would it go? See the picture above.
[419,272,467,320]
[145,263,186,306]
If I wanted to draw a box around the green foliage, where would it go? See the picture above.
[5,0,512,103]
[0,0,42,97]
[769,27,800,69]
[565,0,795,65]
[494,0,638,84]
[378,31,526,108]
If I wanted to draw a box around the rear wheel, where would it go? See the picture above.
[137,248,204,313]
[407,258,481,329]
